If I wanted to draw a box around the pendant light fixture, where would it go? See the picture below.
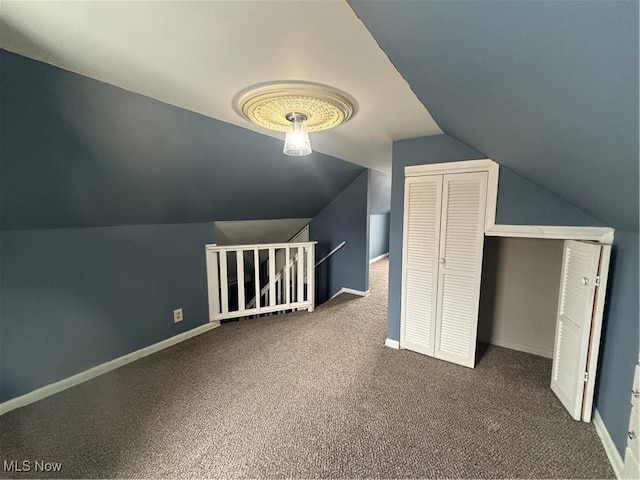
[283,113,311,156]
[235,82,356,156]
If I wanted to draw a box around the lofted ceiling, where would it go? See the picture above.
[349,0,639,231]
[1,1,636,231]
[0,0,441,173]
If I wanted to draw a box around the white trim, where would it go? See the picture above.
[307,245,316,312]
[405,159,499,235]
[206,248,221,318]
[329,287,370,301]
[369,252,389,264]
[594,409,624,478]
[485,162,499,230]
[340,287,370,297]
[206,240,317,251]
[405,159,496,177]
[385,338,400,349]
[404,160,615,245]
[486,224,615,244]
[0,321,221,416]
[210,301,312,321]
[582,244,612,421]
[289,225,309,243]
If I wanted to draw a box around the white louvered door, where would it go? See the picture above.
[551,240,602,420]
[434,172,488,368]
[401,171,488,368]
[400,176,443,355]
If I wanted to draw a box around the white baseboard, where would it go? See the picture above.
[329,287,370,301]
[369,252,389,264]
[0,321,221,416]
[342,288,370,297]
[593,409,624,478]
[385,338,400,349]
[481,337,553,359]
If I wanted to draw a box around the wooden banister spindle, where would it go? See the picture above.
[285,246,291,306]
[254,248,260,312]
[236,249,245,311]
[268,248,276,307]
[219,251,229,314]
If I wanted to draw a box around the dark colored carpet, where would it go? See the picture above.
[0,259,613,479]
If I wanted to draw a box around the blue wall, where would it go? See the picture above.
[0,223,214,401]
[388,134,623,340]
[594,230,639,455]
[0,50,365,402]
[349,0,639,232]
[368,169,391,261]
[309,170,370,304]
[388,133,638,457]
[352,0,637,458]
[369,214,390,260]
[0,50,364,230]
[496,166,604,226]
[369,170,391,215]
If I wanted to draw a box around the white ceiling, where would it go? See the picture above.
[0,0,442,173]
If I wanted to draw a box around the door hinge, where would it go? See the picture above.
[583,372,590,382]
[594,276,601,287]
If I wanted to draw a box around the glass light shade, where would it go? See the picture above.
[283,114,312,156]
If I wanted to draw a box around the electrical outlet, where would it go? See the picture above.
[173,308,183,323]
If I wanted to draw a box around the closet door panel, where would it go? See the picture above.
[551,240,601,420]
[400,176,442,356]
[434,172,488,368]
[438,275,477,358]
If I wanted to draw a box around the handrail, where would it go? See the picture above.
[315,241,347,268]
[247,251,301,309]
[249,239,346,308]
[206,241,316,321]
[206,240,316,252]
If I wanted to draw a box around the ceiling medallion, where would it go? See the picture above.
[236,81,356,133]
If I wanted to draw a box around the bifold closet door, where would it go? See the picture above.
[434,172,488,368]
[551,240,602,421]
[400,175,443,356]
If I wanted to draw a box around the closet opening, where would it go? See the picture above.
[477,236,564,365]
[398,157,614,421]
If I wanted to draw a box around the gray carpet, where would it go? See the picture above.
[0,259,613,479]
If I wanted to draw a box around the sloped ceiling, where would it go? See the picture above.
[0,51,364,230]
[0,0,441,173]
[1,1,637,230]
[349,0,639,231]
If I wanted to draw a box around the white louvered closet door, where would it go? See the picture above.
[551,240,601,420]
[400,175,443,356]
[434,172,488,368]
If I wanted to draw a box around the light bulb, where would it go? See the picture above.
[283,113,312,156]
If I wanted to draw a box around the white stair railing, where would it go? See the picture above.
[205,241,316,322]
[248,239,347,310]
[247,247,310,309]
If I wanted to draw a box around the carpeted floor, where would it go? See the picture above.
[0,258,613,479]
